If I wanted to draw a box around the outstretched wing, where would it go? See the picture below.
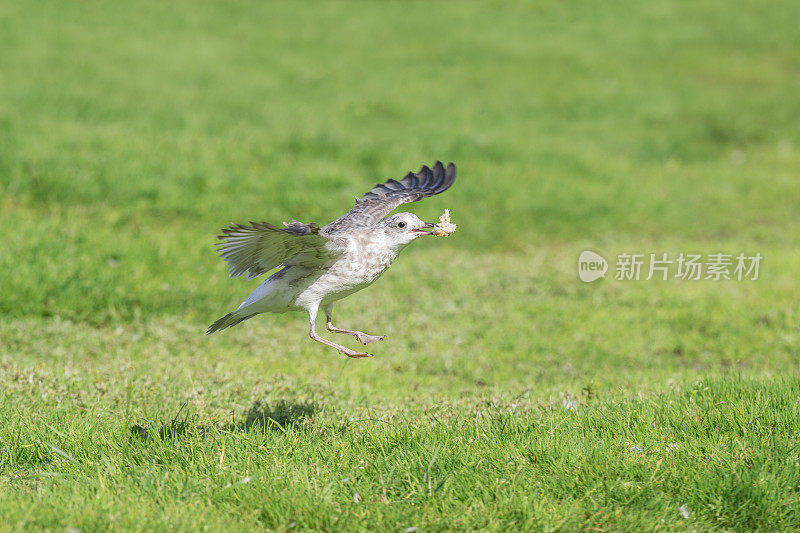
[215,220,344,279]
[322,161,456,234]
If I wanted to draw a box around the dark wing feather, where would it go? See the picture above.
[322,161,456,234]
[215,220,344,279]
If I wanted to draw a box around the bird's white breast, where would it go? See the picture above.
[296,231,397,307]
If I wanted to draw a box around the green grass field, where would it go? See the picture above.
[1,0,799,530]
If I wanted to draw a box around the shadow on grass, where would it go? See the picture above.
[130,403,193,441]
[129,399,319,441]
[229,399,318,433]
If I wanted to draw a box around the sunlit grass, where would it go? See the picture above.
[1,0,799,530]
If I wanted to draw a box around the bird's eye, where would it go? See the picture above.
[398,221,406,228]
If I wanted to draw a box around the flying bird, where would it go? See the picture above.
[207,161,457,358]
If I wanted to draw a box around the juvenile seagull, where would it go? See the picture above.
[207,161,456,358]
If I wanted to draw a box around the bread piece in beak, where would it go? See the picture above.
[432,209,457,237]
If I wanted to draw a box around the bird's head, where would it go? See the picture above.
[379,212,435,248]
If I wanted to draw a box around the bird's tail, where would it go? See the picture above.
[206,311,258,334]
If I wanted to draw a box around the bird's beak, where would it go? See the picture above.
[411,222,435,235]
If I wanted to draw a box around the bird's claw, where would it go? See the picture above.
[355,333,385,345]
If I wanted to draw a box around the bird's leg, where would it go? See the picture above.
[307,304,372,358]
[324,304,385,346]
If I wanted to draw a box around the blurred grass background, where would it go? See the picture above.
[1,0,799,530]
[1,0,799,323]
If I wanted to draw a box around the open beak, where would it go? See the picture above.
[411,222,435,235]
